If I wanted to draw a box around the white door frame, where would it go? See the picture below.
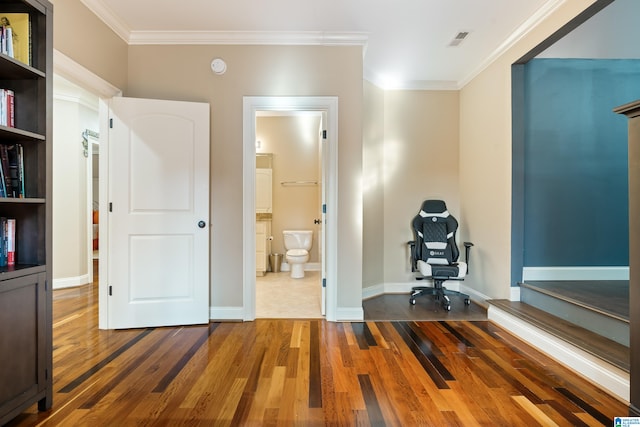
[53,50,122,329]
[243,96,338,321]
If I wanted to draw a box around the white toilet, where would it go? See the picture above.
[283,230,313,278]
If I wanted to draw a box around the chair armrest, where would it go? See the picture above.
[463,242,474,274]
[408,240,417,272]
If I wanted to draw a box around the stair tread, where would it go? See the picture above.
[489,299,629,372]
[520,280,628,322]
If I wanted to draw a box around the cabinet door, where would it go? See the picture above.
[0,272,48,424]
[256,169,272,213]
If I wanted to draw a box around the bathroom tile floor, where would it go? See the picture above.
[256,270,323,318]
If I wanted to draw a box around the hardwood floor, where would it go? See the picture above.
[6,281,629,426]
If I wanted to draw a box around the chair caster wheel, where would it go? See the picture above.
[410,298,416,305]
[464,298,470,305]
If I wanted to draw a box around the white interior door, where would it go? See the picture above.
[107,97,210,329]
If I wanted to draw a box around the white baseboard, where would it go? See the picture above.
[522,266,629,281]
[53,274,91,290]
[363,281,489,300]
[488,305,629,403]
[277,262,320,272]
[209,306,244,321]
[335,307,364,321]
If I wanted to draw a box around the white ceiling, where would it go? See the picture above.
[80,0,565,90]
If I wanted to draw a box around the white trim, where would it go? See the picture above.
[522,266,629,281]
[209,307,245,321]
[361,281,493,303]
[80,0,131,43]
[362,284,386,300]
[98,99,110,329]
[53,50,122,98]
[52,274,91,290]
[243,96,339,322]
[128,30,369,47]
[458,0,567,88]
[335,307,364,321]
[488,305,630,403]
[53,92,99,113]
[51,52,123,329]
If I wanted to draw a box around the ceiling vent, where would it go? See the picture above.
[448,31,470,47]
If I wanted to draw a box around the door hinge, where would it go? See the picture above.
[322,204,326,214]
[322,130,327,139]
[109,202,113,212]
[109,285,113,296]
[109,118,113,128]
[322,278,326,288]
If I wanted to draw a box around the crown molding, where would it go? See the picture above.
[81,0,131,43]
[458,0,567,88]
[80,0,565,92]
[80,0,368,48]
[128,30,368,47]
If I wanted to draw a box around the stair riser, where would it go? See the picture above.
[521,287,629,347]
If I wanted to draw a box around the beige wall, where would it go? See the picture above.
[383,90,460,285]
[362,81,385,289]
[256,116,321,263]
[51,0,128,90]
[459,0,599,299]
[126,44,363,310]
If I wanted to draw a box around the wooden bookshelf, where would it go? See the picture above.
[0,0,52,424]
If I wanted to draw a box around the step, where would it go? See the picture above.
[488,299,629,372]
[519,281,629,347]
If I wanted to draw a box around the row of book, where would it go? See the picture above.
[0,144,24,198]
[1,13,30,66]
[0,217,16,267]
[0,88,15,127]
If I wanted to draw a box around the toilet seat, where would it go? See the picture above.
[287,249,308,257]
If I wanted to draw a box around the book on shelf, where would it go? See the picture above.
[6,217,15,266]
[7,144,22,197]
[0,216,15,267]
[0,144,12,197]
[0,88,15,127]
[0,13,30,66]
[0,144,23,198]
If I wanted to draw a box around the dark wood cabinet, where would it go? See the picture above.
[0,0,52,424]
[615,99,640,416]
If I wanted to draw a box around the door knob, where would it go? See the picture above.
[198,221,206,228]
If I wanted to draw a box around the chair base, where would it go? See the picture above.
[409,279,470,311]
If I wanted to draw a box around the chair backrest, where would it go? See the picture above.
[412,200,459,265]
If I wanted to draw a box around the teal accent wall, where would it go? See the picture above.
[523,58,640,267]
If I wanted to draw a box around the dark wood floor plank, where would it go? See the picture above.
[357,374,385,427]
[58,328,154,393]
[308,320,323,409]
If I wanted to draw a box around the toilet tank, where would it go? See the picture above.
[283,230,313,250]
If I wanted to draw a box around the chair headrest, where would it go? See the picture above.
[420,199,447,215]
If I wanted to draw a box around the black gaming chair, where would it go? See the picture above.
[408,199,473,311]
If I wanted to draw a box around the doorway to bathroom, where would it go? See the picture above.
[255,112,323,318]
[243,96,338,321]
